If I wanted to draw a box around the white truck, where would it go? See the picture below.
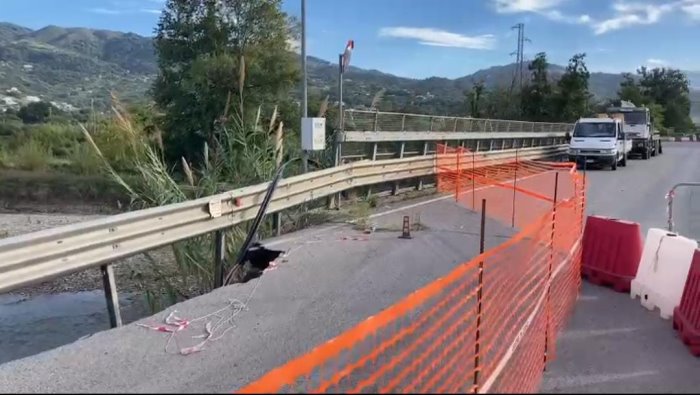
[567,117,632,171]
[607,101,662,159]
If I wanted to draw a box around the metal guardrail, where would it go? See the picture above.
[667,182,700,235]
[342,110,573,133]
[0,145,566,295]
[336,110,573,164]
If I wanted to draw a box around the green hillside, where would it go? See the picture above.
[0,22,698,120]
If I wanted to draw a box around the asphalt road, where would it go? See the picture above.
[542,142,700,393]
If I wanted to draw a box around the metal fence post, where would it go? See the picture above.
[511,149,519,228]
[401,114,406,132]
[429,117,434,132]
[373,111,379,132]
[472,151,476,211]
[544,172,560,369]
[455,147,461,202]
[473,198,487,392]
[100,264,122,328]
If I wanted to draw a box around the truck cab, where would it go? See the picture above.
[568,117,631,171]
[607,101,662,159]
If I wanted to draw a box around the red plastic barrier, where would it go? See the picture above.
[673,249,700,356]
[581,216,643,293]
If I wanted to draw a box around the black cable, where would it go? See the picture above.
[223,158,299,285]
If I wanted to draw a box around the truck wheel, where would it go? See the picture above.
[642,148,649,160]
[621,155,627,167]
[612,160,618,171]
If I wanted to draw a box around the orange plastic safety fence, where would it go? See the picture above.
[236,146,586,394]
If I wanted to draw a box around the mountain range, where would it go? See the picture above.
[1,22,698,121]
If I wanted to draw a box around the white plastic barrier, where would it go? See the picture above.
[631,228,698,319]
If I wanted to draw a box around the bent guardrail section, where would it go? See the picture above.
[0,145,566,294]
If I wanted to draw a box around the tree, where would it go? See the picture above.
[521,52,553,121]
[617,73,645,106]
[554,53,592,122]
[466,81,485,118]
[153,0,299,163]
[18,101,54,124]
[638,67,693,132]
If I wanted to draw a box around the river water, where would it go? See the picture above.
[0,291,151,364]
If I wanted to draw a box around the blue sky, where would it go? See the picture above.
[2,0,700,78]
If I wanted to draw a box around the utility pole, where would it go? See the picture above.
[510,23,528,93]
[510,23,530,116]
[301,0,309,173]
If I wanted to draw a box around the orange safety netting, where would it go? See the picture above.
[236,145,586,394]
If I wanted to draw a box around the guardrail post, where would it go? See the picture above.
[473,198,487,393]
[401,114,406,132]
[214,230,226,288]
[429,117,434,132]
[453,118,458,132]
[366,143,380,199]
[501,139,506,150]
[393,142,405,195]
[100,264,122,328]
[488,139,494,151]
[476,140,481,152]
[373,111,380,132]
[417,142,429,191]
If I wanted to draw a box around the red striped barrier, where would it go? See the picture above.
[673,249,700,356]
[581,216,643,293]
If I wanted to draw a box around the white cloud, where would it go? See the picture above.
[379,27,496,50]
[493,0,700,34]
[682,2,700,20]
[89,8,124,15]
[647,58,669,67]
[493,0,567,13]
[139,9,162,15]
[592,2,676,35]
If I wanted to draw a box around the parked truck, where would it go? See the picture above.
[607,100,662,159]
[568,116,632,171]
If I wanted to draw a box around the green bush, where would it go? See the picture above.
[27,123,82,158]
[68,143,103,175]
[12,139,52,171]
[0,119,24,137]
[0,146,8,169]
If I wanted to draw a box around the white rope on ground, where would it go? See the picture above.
[138,251,277,356]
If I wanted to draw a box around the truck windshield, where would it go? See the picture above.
[623,112,647,125]
[573,123,616,138]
